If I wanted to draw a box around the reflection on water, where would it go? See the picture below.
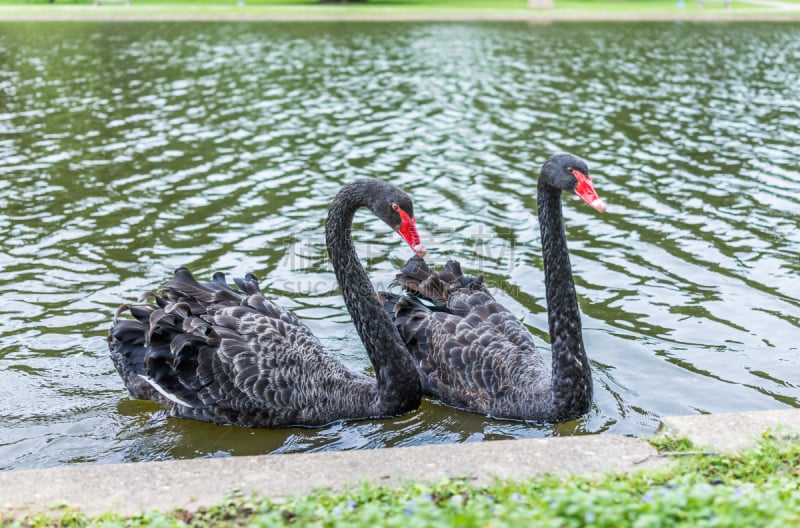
[0,21,798,470]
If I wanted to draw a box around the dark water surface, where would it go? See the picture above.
[1,21,798,470]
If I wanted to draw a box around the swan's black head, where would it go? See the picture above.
[541,153,606,212]
[362,180,427,256]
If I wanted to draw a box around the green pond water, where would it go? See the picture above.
[0,21,798,470]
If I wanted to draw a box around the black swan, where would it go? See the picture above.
[381,153,605,422]
[108,179,426,427]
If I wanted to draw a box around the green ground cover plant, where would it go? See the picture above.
[1,0,799,17]
[3,432,799,527]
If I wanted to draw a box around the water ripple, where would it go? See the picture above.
[0,21,798,470]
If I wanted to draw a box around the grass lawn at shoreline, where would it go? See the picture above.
[1,0,800,19]
[2,434,799,527]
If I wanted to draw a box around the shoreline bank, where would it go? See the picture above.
[1,408,798,519]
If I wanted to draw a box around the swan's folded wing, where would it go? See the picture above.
[389,291,544,416]
[437,286,537,353]
[151,295,372,426]
[110,269,369,427]
[208,297,348,409]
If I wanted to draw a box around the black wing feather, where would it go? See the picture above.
[109,268,382,427]
[383,257,553,420]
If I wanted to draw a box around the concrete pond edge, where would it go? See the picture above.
[1,408,798,518]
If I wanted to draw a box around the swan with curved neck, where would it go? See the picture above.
[109,179,425,427]
[383,153,604,421]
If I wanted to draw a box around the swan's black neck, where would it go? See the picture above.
[326,181,421,416]
[537,179,593,419]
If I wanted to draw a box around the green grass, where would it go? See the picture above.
[1,0,799,18]
[0,0,526,5]
[2,0,798,5]
[4,433,800,527]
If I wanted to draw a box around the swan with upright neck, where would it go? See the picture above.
[382,153,605,422]
[109,179,425,427]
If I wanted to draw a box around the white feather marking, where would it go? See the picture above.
[138,375,194,407]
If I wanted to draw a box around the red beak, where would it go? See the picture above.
[397,209,426,256]
[572,170,606,212]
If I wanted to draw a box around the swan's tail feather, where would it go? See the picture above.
[211,271,237,292]
[109,267,254,409]
[108,318,164,402]
[393,256,491,307]
[398,256,434,282]
[127,304,154,324]
[234,273,262,295]
[393,256,450,304]
[440,260,487,293]
[164,268,234,305]
[438,260,463,283]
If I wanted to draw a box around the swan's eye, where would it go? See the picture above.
[391,203,400,212]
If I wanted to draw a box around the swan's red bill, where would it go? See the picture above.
[572,170,606,212]
[396,209,426,256]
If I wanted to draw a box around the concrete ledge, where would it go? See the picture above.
[658,408,800,453]
[0,436,659,517]
[1,409,798,518]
